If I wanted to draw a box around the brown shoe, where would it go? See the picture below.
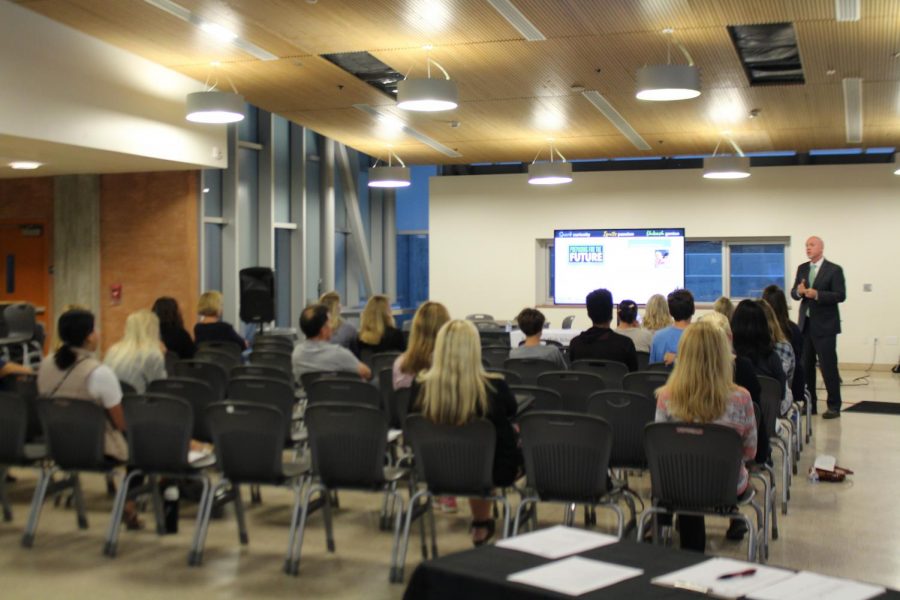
[822,409,840,419]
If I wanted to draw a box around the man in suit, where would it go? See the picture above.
[790,236,846,419]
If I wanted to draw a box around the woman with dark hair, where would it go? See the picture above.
[616,299,652,352]
[731,300,787,410]
[762,285,806,408]
[152,297,195,360]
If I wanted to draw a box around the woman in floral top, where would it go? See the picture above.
[655,320,757,552]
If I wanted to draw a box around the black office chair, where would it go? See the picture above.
[0,391,47,522]
[299,370,361,390]
[561,315,576,329]
[503,358,558,386]
[485,368,522,385]
[196,340,243,360]
[481,346,510,369]
[147,377,217,443]
[622,371,669,403]
[586,390,656,471]
[195,348,242,372]
[173,360,228,401]
[570,359,629,390]
[0,303,42,367]
[252,338,294,353]
[535,371,605,413]
[305,377,382,409]
[508,385,563,415]
[479,331,511,348]
[513,411,623,537]
[227,377,297,446]
[231,363,292,384]
[635,351,650,371]
[249,350,292,374]
[371,351,401,373]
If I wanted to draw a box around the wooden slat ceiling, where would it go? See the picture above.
[15,0,900,164]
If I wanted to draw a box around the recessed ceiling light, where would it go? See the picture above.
[199,22,237,42]
[9,161,43,170]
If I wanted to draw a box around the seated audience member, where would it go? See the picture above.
[319,291,357,350]
[758,299,795,415]
[568,289,639,371]
[509,308,567,369]
[713,296,735,320]
[193,291,247,351]
[762,285,806,409]
[731,300,787,412]
[152,297,195,360]
[353,295,405,358]
[292,304,371,383]
[104,309,167,393]
[615,299,652,353]
[393,301,451,390]
[649,289,695,365]
[36,309,141,528]
[412,320,520,546]
[654,320,757,551]
[49,303,88,351]
[642,293,672,333]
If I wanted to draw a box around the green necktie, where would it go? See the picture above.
[809,263,818,287]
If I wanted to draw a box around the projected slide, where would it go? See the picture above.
[554,229,685,305]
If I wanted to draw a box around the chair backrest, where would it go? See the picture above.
[206,401,287,484]
[196,340,243,359]
[485,368,522,385]
[306,402,388,489]
[3,303,35,339]
[253,336,294,352]
[0,373,41,441]
[147,377,217,442]
[570,359,629,390]
[466,313,494,321]
[371,352,401,373]
[479,330,511,348]
[226,376,296,444]
[256,332,296,345]
[561,315,576,329]
[306,377,382,409]
[508,385,564,414]
[231,363,292,383]
[122,393,193,471]
[195,348,242,372]
[0,391,28,463]
[622,371,669,403]
[480,345,510,369]
[376,367,405,428]
[36,397,107,470]
[757,375,782,438]
[647,362,672,372]
[172,360,228,401]
[299,370,360,390]
[503,358,559,386]
[519,411,612,503]
[535,371,605,413]
[404,415,496,496]
[249,350,292,374]
[644,422,743,509]
[635,351,650,371]
[586,390,656,469]
[119,380,137,395]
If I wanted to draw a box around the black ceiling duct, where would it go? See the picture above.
[728,23,805,85]
[321,51,403,98]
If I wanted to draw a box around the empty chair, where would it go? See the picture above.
[0,391,47,522]
[306,378,382,409]
[191,401,308,566]
[104,393,213,558]
[758,375,791,515]
[195,348,241,372]
[484,368,522,385]
[481,346,510,369]
[227,377,297,446]
[196,341,243,360]
[638,422,763,562]
[286,402,407,576]
[231,363,292,384]
[635,351,650,371]
[371,351,401,373]
[252,336,294,352]
[570,359,629,390]
[0,304,42,367]
[299,370,360,390]
[173,360,228,401]
[535,371,605,413]
[0,373,41,442]
[147,377,217,443]
[502,358,558,386]
[513,411,623,537]
[561,315,576,329]
[622,371,669,403]
[508,385,563,415]
[479,330,511,348]
[586,390,656,470]
[249,350,292,374]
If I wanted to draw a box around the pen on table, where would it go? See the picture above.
[717,568,757,580]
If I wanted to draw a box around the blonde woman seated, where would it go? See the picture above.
[193,291,247,351]
[413,320,521,546]
[319,291,357,349]
[642,293,672,333]
[105,309,167,393]
[392,301,450,391]
[713,296,735,320]
[654,320,757,552]
[509,308,566,369]
[353,295,404,358]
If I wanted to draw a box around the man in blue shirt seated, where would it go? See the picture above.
[291,304,371,385]
[649,289,695,366]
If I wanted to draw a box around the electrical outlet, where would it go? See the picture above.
[863,283,873,292]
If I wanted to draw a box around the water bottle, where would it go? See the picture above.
[163,485,179,534]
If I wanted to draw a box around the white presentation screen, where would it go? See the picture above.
[553,228,685,305]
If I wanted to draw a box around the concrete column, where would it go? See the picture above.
[53,175,100,322]
[382,189,397,300]
[319,138,335,294]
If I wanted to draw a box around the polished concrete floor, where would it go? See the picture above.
[0,370,897,599]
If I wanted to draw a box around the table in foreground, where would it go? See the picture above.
[403,540,899,600]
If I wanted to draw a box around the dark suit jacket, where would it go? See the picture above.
[790,259,845,336]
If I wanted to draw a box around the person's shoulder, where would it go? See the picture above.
[731,385,753,404]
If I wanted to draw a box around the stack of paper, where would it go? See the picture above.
[651,557,795,599]
[496,525,619,559]
[508,556,643,596]
[747,571,886,600]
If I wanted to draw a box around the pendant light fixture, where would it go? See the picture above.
[636,29,701,102]
[186,65,245,124]
[397,51,459,112]
[703,137,751,179]
[368,151,411,188]
[528,141,573,185]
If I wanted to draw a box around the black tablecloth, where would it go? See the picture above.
[404,540,900,600]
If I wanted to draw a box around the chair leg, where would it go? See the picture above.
[387,492,406,583]
[513,498,536,536]
[105,472,117,498]
[603,502,625,539]
[322,487,335,553]
[104,470,140,557]
[283,479,305,576]
[427,497,438,559]
[188,479,223,566]
[233,484,248,545]
[149,475,166,535]
[0,466,11,522]
[286,482,324,576]
[392,489,430,584]
[71,474,88,530]
[22,467,53,548]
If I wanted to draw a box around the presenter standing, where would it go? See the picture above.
[790,236,845,419]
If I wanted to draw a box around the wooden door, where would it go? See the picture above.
[0,221,51,338]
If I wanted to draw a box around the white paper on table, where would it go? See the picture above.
[507,556,643,596]
[814,455,837,472]
[748,571,886,600]
[188,449,212,463]
[651,557,795,599]
[495,525,619,559]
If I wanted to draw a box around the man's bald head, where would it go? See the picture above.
[805,236,824,262]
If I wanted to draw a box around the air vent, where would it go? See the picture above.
[728,23,805,86]
[321,52,403,97]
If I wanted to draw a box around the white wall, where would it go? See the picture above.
[430,163,900,366]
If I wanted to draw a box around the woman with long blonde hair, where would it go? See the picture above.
[319,291,357,349]
[104,309,167,393]
[393,301,450,390]
[654,320,757,552]
[354,294,404,357]
[642,293,672,332]
[415,319,520,545]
